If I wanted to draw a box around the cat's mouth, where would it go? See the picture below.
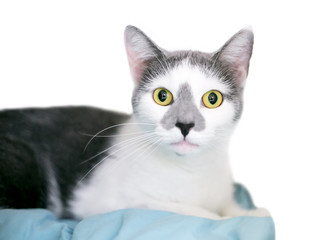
[170,140,199,154]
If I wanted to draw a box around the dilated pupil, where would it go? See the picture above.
[158,90,167,102]
[208,92,218,104]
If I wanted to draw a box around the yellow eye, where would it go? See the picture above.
[202,90,223,108]
[153,88,173,106]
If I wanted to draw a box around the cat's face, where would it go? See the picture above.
[125,26,253,156]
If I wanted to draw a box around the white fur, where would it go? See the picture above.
[136,62,235,150]
[70,122,234,219]
[70,61,268,219]
[47,166,63,217]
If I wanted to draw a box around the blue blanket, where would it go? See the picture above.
[0,185,275,240]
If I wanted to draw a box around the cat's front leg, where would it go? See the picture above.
[144,200,222,220]
[220,200,270,217]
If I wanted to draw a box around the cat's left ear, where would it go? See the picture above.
[214,27,254,88]
[124,25,165,84]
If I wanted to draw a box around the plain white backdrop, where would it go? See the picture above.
[1,0,315,238]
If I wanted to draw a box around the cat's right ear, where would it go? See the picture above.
[213,27,254,88]
[124,26,164,84]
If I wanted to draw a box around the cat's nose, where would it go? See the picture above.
[175,122,195,138]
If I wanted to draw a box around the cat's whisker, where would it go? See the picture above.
[105,137,162,175]
[80,129,155,138]
[126,137,162,163]
[79,135,159,182]
[84,122,156,151]
[81,132,157,164]
[133,138,163,163]
[111,138,163,178]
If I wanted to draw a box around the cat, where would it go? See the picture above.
[0,26,269,219]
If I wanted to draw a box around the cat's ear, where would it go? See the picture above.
[124,25,164,84]
[214,27,254,87]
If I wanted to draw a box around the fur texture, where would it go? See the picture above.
[0,26,269,219]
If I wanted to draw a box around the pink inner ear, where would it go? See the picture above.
[233,52,250,86]
[228,47,251,87]
[235,66,247,87]
[126,45,146,84]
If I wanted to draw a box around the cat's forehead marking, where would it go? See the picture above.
[134,54,243,122]
[177,83,192,100]
[160,83,205,131]
[149,59,230,96]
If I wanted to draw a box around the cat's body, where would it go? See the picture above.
[70,115,234,219]
[0,107,128,218]
[0,26,269,219]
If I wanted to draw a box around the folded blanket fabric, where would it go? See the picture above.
[0,184,275,240]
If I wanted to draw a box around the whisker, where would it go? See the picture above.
[115,137,160,164]
[81,132,157,164]
[79,135,159,183]
[80,129,155,138]
[104,137,162,175]
[84,122,156,151]
[132,137,163,162]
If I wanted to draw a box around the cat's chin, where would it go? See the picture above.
[170,140,200,156]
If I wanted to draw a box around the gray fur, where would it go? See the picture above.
[132,51,244,121]
[129,26,253,122]
[160,83,205,131]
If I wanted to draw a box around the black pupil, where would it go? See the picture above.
[208,92,218,104]
[158,90,168,102]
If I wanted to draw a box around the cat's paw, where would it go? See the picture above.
[246,207,271,217]
[221,202,271,218]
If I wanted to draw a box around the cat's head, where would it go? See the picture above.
[124,26,253,156]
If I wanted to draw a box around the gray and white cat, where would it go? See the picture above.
[0,26,269,219]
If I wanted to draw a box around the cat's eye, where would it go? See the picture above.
[153,88,173,106]
[202,90,223,108]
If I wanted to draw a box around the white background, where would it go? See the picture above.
[1,0,315,238]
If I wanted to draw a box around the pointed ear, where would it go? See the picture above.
[124,25,164,84]
[214,27,254,87]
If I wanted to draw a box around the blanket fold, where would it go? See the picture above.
[0,184,275,240]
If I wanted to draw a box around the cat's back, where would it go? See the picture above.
[0,106,130,212]
[0,106,130,157]
[0,106,129,133]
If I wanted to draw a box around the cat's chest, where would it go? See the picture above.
[70,144,233,218]
[121,155,230,202]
